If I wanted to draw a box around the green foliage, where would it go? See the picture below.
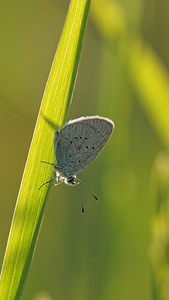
[91,0,169,298]
[0,0,91,298]
[91,0,169,150]
[0,0,169,299]
[149,153,169,300]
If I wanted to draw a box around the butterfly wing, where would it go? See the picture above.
[54,116,114,177]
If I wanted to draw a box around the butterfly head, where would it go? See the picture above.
[64,176,79,186]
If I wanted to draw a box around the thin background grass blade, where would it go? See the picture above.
[0,0,91,298]
[91,0,169,150]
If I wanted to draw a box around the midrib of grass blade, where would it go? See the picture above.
[0,0,91,299]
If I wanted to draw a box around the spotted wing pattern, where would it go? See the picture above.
[54,116,114,177]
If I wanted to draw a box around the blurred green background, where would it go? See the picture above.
[1,0,169,299]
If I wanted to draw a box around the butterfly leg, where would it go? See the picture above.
[38,177,55,190]
[51,172,63,186]
[38,170,58,190]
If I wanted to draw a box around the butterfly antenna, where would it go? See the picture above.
[77,184,84,214]
[77,177,98,201]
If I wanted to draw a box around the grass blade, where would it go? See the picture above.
[0,0,91,298]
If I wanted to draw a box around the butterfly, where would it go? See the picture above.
[40,116,114,212]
